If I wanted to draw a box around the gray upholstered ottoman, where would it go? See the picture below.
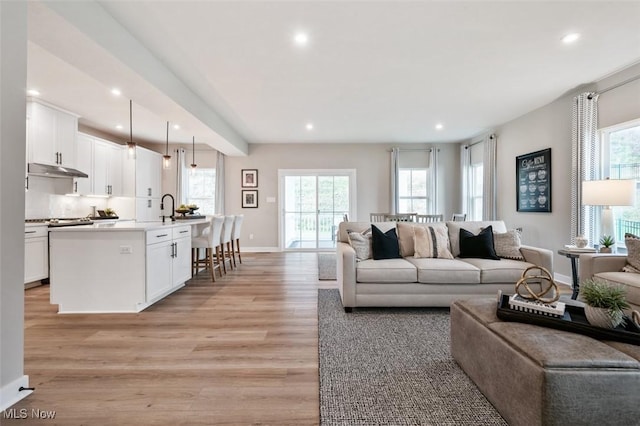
[451,298,640,426]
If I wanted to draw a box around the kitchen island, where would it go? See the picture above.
[49,219,209,313]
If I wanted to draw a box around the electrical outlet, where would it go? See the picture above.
[120,245,133,254]
[249,234,254,240]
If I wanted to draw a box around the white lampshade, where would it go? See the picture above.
[582,179,636,207]
[582,179,636,242]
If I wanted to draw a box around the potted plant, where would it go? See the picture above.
[580,278,630,328]
[599,235,615,253]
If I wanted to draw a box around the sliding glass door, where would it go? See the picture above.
[280,170,355,250]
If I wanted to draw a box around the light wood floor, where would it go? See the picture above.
[7,252,336,426]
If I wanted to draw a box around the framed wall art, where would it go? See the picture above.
[516,148,551,213]
[242,190,258,208]
[242,169,258,188]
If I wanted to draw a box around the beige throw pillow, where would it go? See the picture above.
[493,229,524,260]
[396,222,416,257]
[347,229,372,262]
[414,226,453,259]
[625,233,640,272]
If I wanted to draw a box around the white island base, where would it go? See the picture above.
[49,221,201,313]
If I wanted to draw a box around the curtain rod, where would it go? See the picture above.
[464,134,495,149]
[388,148,434,152]
[588,73,640,99]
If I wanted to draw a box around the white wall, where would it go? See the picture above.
[495,62,640,277]
[1,0,31,410]
[225,143,459,250]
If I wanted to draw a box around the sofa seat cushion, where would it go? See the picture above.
[355,258,417,283]
[459,258,534,284]
[595,271,640,307]
[405,258,480,284]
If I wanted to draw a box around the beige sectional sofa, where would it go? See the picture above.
[337,220,553,311]
[579,253,640,311]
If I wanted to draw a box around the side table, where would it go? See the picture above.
[557,249,586,299]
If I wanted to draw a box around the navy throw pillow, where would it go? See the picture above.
[459,225,500,260]
[371,225,402,260]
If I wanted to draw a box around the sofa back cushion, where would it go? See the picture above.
[447,220,507,258]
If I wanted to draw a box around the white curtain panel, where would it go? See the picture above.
[175,148,188,205]
[460,144,471,217]
[215,151,225,215]
[390,147,400,214]
[482,134,497,220]
[571,93,599,245]
[429,148,438,214]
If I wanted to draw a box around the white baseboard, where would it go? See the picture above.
[243,247,280,253]
[1,375,32,411]
[554,273,572,287]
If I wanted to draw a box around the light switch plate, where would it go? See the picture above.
[266,197,276,203]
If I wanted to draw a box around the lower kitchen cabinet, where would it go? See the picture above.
[145,226,191,303]
[24,225,48,284]
[48,220,204,313]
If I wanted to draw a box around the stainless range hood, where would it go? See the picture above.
[28,163,89,178]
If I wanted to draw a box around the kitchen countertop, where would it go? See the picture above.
[48,218,209,232]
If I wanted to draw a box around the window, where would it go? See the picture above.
[187,168,215,215]
[469,163,483,221]
[398,168,430,214]
[600,119,640,247]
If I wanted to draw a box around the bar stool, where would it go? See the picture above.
[220,215,235,274]
[191,216,224,282]
[231,214,244,266]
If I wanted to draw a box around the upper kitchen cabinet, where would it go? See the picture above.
[27,100,79,168]
[94,140,123,196]
[134,147,162,198]
[74,133,94,195]
[74,133,124,196]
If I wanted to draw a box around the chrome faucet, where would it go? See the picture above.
[160,194,175,222]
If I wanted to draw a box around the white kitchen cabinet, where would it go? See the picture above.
[146,225,192,303]
[74,133,93,195]
[75,133,124,196]
[94,140,123,196]
[135,147,162,198]
[135,197,161,222]
[24,226,48,284]
[27,101,78,168]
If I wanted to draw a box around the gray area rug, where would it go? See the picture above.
[318,253,337,280]
[318,289,506,425]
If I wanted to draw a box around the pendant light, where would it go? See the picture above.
[163,121,171,169]
[190,136,197,175]
[126,99,136,159]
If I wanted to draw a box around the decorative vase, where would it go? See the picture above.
[599,247,612,253]
[575,235,588,248]
[584,306,622,328]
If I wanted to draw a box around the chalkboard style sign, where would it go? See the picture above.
[516,148,551,213]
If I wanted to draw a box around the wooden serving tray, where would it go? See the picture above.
[496,293,640,346]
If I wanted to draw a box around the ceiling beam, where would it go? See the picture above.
[43,1,248,156]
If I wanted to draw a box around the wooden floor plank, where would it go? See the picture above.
[5,252,333,425]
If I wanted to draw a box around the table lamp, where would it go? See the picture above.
[582,178,636,240]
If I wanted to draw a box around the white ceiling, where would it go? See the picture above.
[26,1,640,156]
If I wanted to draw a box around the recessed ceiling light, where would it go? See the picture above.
[27,89,40,96]
[294,32,309,46]
[115,124,123,130]
[173,124,180,130]
[435,123,444,130]
[306,123,314,131]
[562,33,581,44]
[111,88,122,96]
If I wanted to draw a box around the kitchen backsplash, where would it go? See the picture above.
[25,176,134,219]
